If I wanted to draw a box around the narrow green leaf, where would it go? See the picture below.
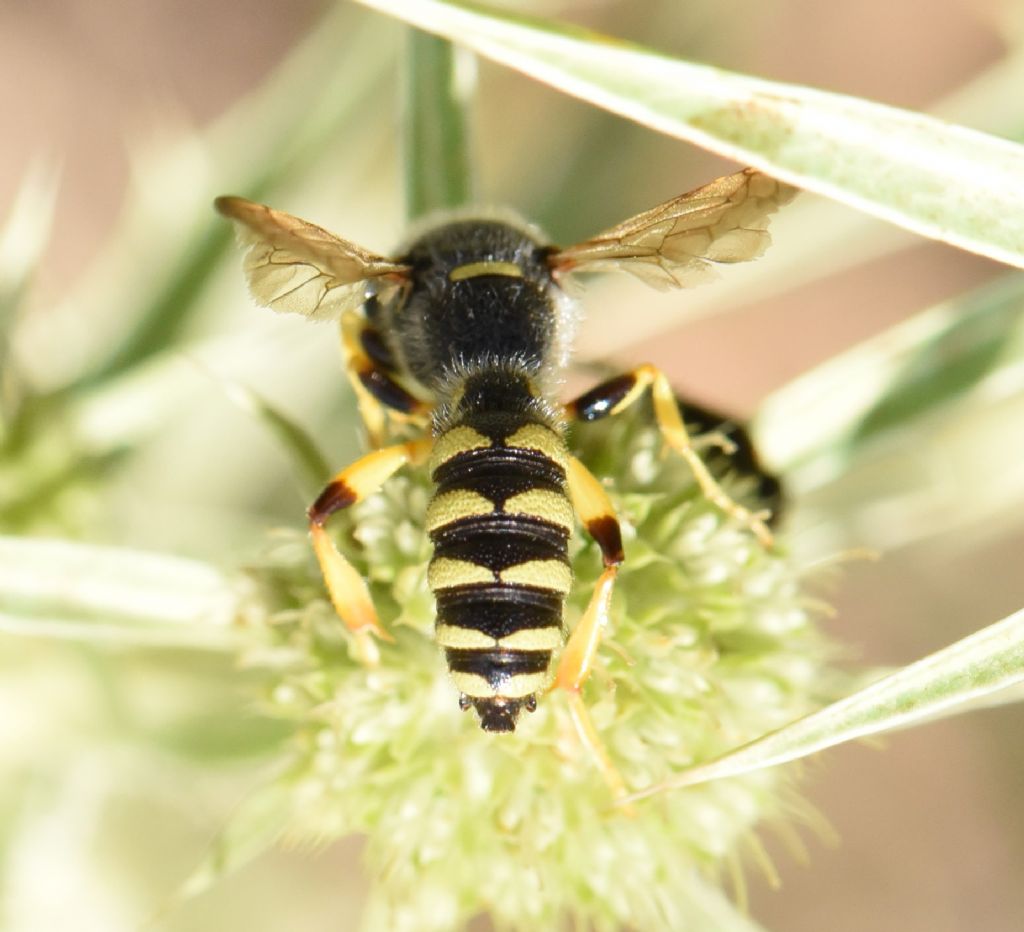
[175,777,296,903]
[0,537,242,650]
[588,41,1024,358]
[0,161,59,422]
[0,161,58,328]
[215,372,331,499]
[625,606,1024,803]
[756,273,1024,478]
[751,273,1024,550]
[355,0,1024,269]
[404,31,475,218]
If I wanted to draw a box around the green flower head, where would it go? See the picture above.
[241,409,838,931]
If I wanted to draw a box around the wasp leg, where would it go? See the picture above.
[309,435,433,665]
[340,308,430,448]
[672,395,784,525]
[568,364,775,547]
[554,453,629,803]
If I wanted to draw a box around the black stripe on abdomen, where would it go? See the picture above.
[435,584,564,642]
[427,416,574,731]
[432,517,569,572]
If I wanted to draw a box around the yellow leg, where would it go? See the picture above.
[569,364,774,548]
[309,436,432,665]
[565,453,624,567]
[555,567,632,808]
[692,429,737,456]
[552,454,630,803]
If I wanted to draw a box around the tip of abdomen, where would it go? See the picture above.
[461,694,538,732]
[449,647,551,732]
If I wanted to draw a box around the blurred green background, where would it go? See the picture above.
[2,1,1023,930]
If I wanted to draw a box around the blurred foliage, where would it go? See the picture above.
[2,1,1024,931]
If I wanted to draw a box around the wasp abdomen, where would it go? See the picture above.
[427,411,573,732]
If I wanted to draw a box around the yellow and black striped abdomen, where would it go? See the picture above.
[427,414,573,732]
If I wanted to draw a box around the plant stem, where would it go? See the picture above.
[403,30,475,220]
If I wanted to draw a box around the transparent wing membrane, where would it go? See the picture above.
[215,196,409,320]
[549,169,797,289]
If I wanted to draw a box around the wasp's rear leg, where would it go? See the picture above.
[554,453,629,803]
[340,305,430,448]
[568,364,775,547]
[309,436,432,665]
[675,396,784,525]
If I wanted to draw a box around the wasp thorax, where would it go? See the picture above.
[381,220,562,393]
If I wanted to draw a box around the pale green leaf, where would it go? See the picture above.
[175,777,296,903]
[355,0,1024,268]
[625,606,1024,803]
[0,536,243,649]
[589,39,1024,358]
[0,160,58,326]
[0,161,59,421]
[754,273,1024,550]
[756,273,1024,476]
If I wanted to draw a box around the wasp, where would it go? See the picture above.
[216,168,794,795]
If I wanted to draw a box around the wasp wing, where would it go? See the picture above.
[548,169,797,290]
[215,196,410,320]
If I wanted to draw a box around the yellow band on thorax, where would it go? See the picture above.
[449,261,524,282]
